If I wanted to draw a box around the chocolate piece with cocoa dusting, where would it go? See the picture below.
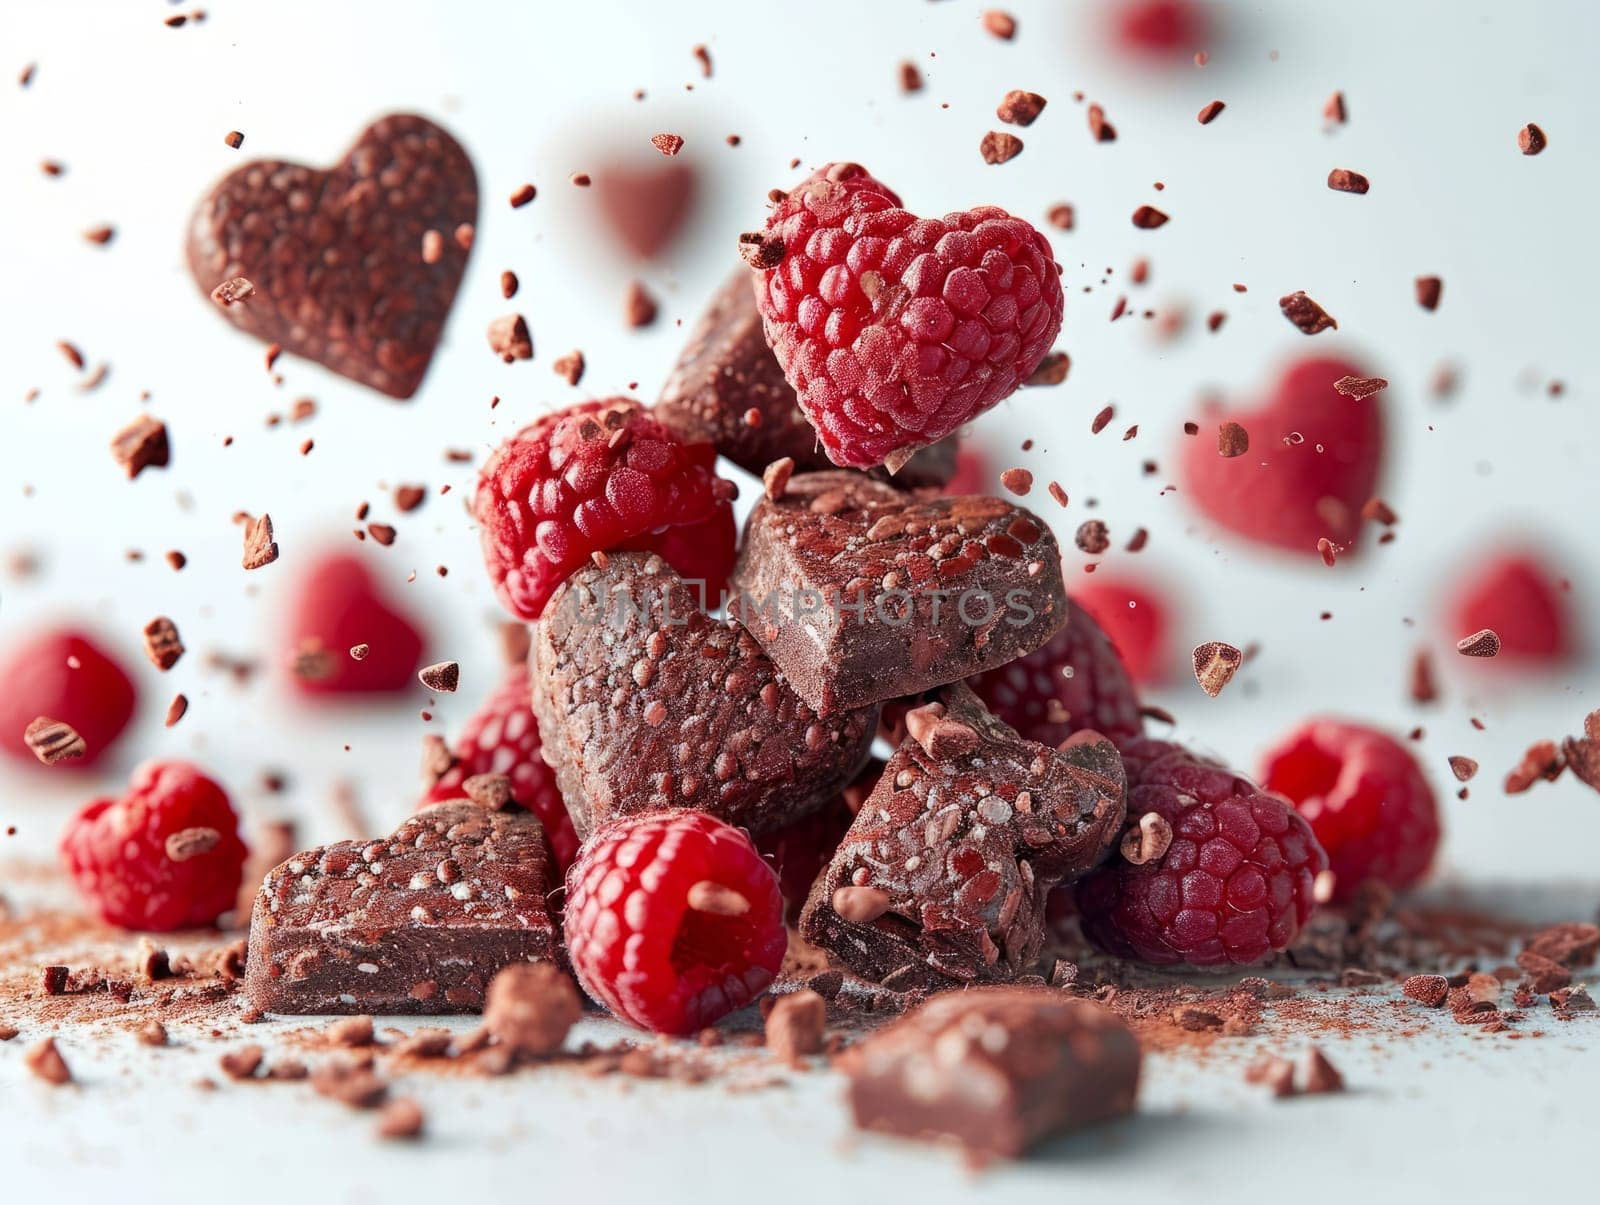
[245,801,556,1015]
[654,269,956,487]
[1279,291,1337,334]
[843,987,1139,1160]
[187,114,477,399]
[23,716,85,765]
[729,472,1067,716]
[111,415,170,479]
[532,552,877,841]
[979,131,1024,164]
[799,683,1125,992]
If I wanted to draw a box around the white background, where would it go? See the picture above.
[1,1,1598,1200]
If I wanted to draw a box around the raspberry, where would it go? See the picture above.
[475,398,736,620]
[421,664,579,871]
[285,551,426,695]
[1180,356,1383,556]
[0,628,137,769]
[966,598,1143,745]
[1072,575,1170,684]
[1074,739,1327,966]
[1110,0,1209,58]
[564,811,786,1034]
[752,164,1063,469]
[1258,719,1440,903]
[1448,551,1576,664]
[60,760,248,931]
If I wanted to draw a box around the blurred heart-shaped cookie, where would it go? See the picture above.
[187,113,477,398]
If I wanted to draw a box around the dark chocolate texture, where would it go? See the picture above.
[729,472,1068,714]
[655,270,956,486]
[187,113,477,398]
[799,683,1125,991]
[531,552,879,842]
[245,802,555,1015]
[845,987,1140,1159]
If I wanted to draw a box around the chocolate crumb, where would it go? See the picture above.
[763,457,795,502]
[692,44,713,77]
[1327,168,1370,194]
[219,1044,264,1080]
[1415,276,1442,311]
[241,513,278,570]
[623,280,658,328]
[1046,204,1074,230]
[137,1019,168,1047]
[1518,123,1547,155]
[487,314,533,362]
[980,10,1017,39]
[1088,103,1116,142]
[980,131,1024,164]
[1402,974,1449,1008]
[1455,629,1501,658]
[999,468,1033,497]
[650,133,685,157]
[142,616,185,671]
[24,1037,71,1085]
[326,1015,375,1048]
[1075,519,1110,554]
[996,90,1046,126]
[23,716,85,765]
[1197,100,1225,125]
[552,350,586,386]
[417,661,459,693]
[1448,756,1478,782]
[1192,642,1243,697]
[1301,1047,1344,1094]
[765,990,826,1062]
[899,61,923,93]
[164,694,188,728]
[110,415,170,479]
[1025,351,1070,386]
[1323,91,1346,124]
[509,183,536,208]
[376,1098,425,1141]
[1334,375,1387,400]
[165,827,221,862]
[1279,291,1337,334]
[1131,205,1169,229]
[1217,421,1249,458]
[484,963,581,1056]
[210,277,256,307]
[367,523,397,546]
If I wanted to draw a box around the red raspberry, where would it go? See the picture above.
[1073,575,1171,684]
[0,628,137,769]
[1075,739,1327,967]
[60,760,248,931]
[1109,0,1209,59]
[475,398,736,620]
[1257,719,1440,903]
[1180,356,1383,557]
[422,663,579,871]
[564,811,786,1034]
[285,551,426,695]
[1448,551,1576,664]
[752,164,1064,469]
[966,598,1143,746]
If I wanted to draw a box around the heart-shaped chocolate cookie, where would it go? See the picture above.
[532,552,879,842]
[245,801,556,1015]
[729,471,1067,715]
[800,683,1126,992]
[187,113,477,399]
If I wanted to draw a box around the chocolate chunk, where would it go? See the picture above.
[729,472,1068,715]
[187,114,477,399]
[843,988,1139,1159]
[245,801,556,1015]
[799,683,1125,991]
[980,131,1025,164]
[23,716,85,765]
[764,988,827,1062]
[1518,123,1547,156]
[1192,641,1242,697]
[1279,291,1337,334]
[110,415,170,479]
[996,90,1046,127]
[655,269,957,487]
[532,552,877,841]
[1524,922,1600,968]
[483,963,580,1056]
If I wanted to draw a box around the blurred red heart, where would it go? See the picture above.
[592,159,697,259]
[284,551,426,696]
[1180,355,1384,557]
[1448,550,1578,664]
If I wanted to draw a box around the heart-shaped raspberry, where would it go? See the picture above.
[187,113,477,399]
[531,552,879,842]
[284,550,426,696]
[1179,355,1383,556]
[751,165,1063,469]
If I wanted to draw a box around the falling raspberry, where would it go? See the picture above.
[564,811,786,1034]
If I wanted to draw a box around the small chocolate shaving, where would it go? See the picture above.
[241,513,278,570]
[1192,642,1243,697]
[996,90,1046,126]
[1279,291,1337,334]
[1217,421,1249,457]
[979,131,1024,164]
[1327,168,1370,194]
[23,716,85,765]
[1334,375,1387,400]
[417,661,459,693]
[110,415,170,479]
[1455,629,1500,658]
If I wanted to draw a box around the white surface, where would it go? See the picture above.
[1,0,1598,1199]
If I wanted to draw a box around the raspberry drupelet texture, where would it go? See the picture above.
[1257,719,1440,903]
[0,628,137,769]
[1074,739,1327,967]
[564,811,786,1034]
[474,398,737,620]
[421,663,579,871]
[751,163,1064,469]
[966,597,1144,746]
[60,760,249,931]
